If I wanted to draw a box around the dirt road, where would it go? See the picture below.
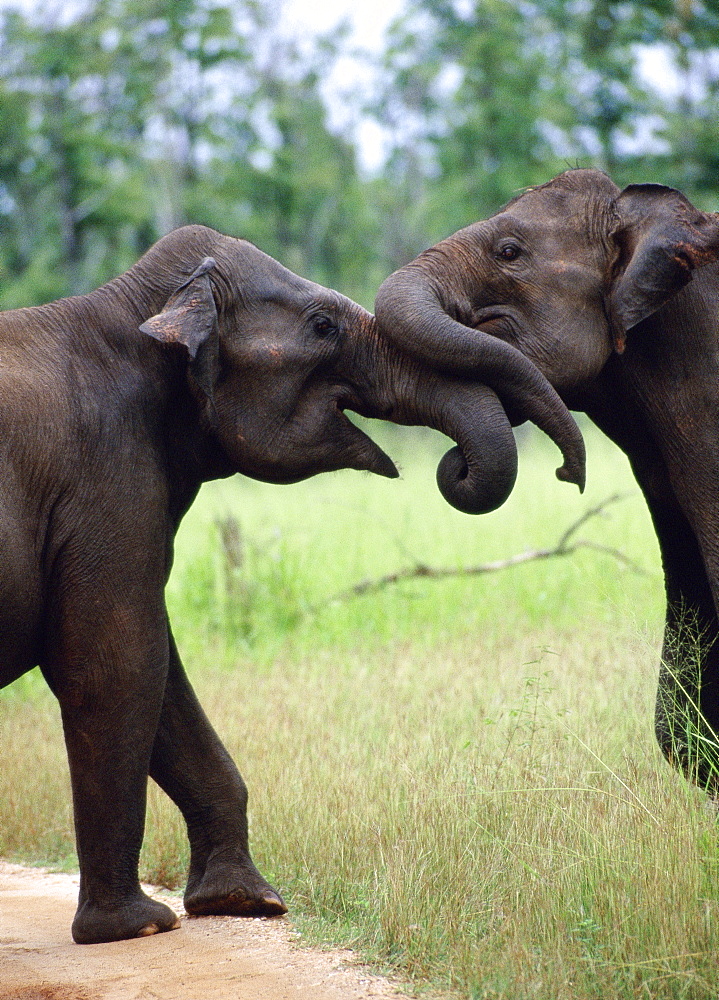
[0,862,411,1000]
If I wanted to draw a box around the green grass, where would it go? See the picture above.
[6,421,719,998]
[166,419,663,662]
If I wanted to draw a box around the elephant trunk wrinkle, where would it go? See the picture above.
[375,268,586,492]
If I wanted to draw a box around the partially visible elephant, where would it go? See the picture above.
[375,168,719,789]
[0,224,585,944]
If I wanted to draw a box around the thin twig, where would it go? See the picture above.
[314,493,645,611]
[555,492,626,548]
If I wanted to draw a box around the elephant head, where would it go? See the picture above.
[131,225,568,513]
[375,168,719,494]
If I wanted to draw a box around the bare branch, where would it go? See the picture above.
[314,493,645,611]
[555,492,628,548]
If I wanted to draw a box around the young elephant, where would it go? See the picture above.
[0,224,584,944]
[375,168,719,790]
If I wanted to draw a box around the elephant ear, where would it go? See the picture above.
[610,184,719,351]
[140,256,220,414]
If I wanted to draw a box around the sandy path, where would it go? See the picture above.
[0,862,412,1000]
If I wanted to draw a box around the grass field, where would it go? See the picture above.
[5,421,719,998]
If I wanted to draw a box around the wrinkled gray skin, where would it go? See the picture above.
[376,168,719,791]
[0,223,586,945]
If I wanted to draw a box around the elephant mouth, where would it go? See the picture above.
[467,305,521,343]
[334,392,399,479]
[449,306,552,429]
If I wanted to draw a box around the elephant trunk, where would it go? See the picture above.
[375,262,586,491]
[432,381,518,514]
[384,367,519,515]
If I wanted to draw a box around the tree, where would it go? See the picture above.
[370,0,719,268]
[630,0,719,207]
[375,0,573,247]
[0,0,379,305]
[0,0,715,308]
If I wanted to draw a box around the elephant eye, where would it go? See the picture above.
[312,315,338,337]
[497,243,522,262]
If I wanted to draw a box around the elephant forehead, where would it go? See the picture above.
[505,168,619,210]
[506,179,618,241]
[489,204,611,265]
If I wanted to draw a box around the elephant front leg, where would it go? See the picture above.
[655,600,719,792]
[640,465,719,790]
[57,653,181,944]
[149,631,286,918]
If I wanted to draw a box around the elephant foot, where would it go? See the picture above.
[184,860,287,918]
[72,891,181,944]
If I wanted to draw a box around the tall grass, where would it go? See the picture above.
[6,422,719,998]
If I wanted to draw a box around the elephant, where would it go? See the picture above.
[375,168,719,791]
[0,223,585,944]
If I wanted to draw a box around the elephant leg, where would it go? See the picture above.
[148,630,286,917]
[655,600,719,792]
[54,636,180,944]
[643,472,719,790]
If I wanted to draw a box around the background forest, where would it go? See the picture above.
[0,0,717,311]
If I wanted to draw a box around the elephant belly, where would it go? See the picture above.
[0,517,43,689]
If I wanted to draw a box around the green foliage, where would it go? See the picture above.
[657,611,719,792]
[380,0,565,237]
[0,0,716,308]
[376,0,719,245]
[171,514,307,653]
[0,0,382,305]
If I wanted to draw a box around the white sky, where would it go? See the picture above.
[0,0,406,44]
[281,0,407,172]
[283,0,405,50]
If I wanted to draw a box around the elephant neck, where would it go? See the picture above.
[567,264,719,424]
[95,225,227,327]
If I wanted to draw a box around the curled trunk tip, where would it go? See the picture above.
[556,445,586,492]
[430,382,519,515]
[436,443,517,515]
